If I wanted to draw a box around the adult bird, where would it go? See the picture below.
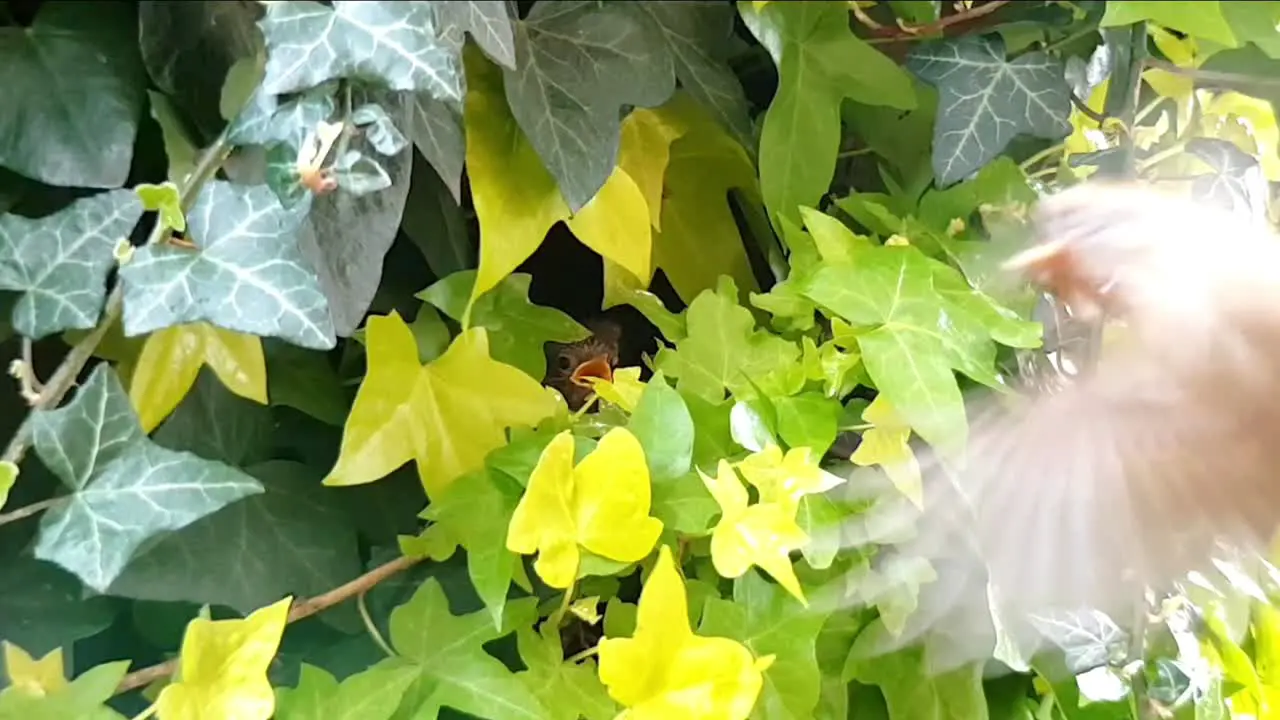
[845,181,1280,670]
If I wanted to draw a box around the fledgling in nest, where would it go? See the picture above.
[839,182,1280,672]
[543,318,623,410]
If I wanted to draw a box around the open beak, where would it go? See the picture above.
[569,355,614,388]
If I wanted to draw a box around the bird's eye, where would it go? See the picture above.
[557,355,572,370]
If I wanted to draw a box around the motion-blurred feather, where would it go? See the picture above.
[839,182,1280,671]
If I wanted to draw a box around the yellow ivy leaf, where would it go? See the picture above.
[129,323,267,433]
[619,107,687,230]
[325,313,559,498]
[850,395,923,508]
[700,460,809,605]
[155,596,291,720]
[463,45,651,318]
[0,460,15,511]
[598,545,774,720]
[734,445,842,517]
[506,429,664,589]
[589,366,645,412]
[2,642,67,696]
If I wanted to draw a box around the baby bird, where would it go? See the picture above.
[544,318,622,411]
[850,182,1280,668]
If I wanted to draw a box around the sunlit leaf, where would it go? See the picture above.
[850,395,923,508]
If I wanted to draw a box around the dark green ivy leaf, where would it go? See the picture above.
[258,1,463,102]
[0,555,118,657]
[0,1,146,188]
[29,364,264,593]
[907,35,1072,186]
[504,0,677,211]
[119,180,337,350]
[0,190,143,339]
[436,1,518,71]
[408,94,467,203]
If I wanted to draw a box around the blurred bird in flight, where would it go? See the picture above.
[844,181,1280,670]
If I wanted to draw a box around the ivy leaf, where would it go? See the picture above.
[462,45,655,313]
[155,597,292,718]
[402,143,473,274]
[228,81,337,149]
[627,1,753,145]
[504,0,675,211]
[388,579,549,720]
[258,1,462,102]
[847,620,988,720]
[800,246,970,454]
[109,460,361,618]
[29,364,265,593]
[742,0,916,229]
[597,545,774,717]
[1027,609,1128,675]
[0,660,130,719]
[128,323,268,433]
[274,661,418,720]
[409,94,467,202]
[515,628,617,720]
[422,469,521,629]
[323,313,558,498]
[151,367,274,469]
[2,643,67,696]
[419,270,589,380]
[506,429,664,589]
[436,1,517,70]
[656,277,804,404]
[701,460,809,604]
[647,95,762,303]
[627,372,695,483]
[0,2,145,188]
[907,35,1072,186]
[120,181,335,349]
[263,340,349,427]
[699,571,829,720]
[1187,136,1268,220]
[0,556,117,657]
[1101,1,1238,48]
[850,395,923,508]
[0,461,14,511]
[0,190,143,339]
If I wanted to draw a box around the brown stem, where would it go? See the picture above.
[0,496,65,526]
[113,554,423,695]
[868,0,1011,42]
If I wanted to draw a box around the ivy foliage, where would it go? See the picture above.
[1,1,1280,719]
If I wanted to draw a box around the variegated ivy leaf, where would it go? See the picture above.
[435,0,517,70]
[258,1,462,102]
[30,364,264,593]
[0,189,143,339]
[119,181,337,350]
[227,80,338,148]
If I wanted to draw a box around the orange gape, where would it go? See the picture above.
[843,182,1280,671]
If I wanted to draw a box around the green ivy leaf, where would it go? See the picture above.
[109,460,361,618]
[28,364,264,593]
[514,628,618,720]
[419,270,589,380]
[799,246,970,453]
[907,35,1071,186]
[436,1,518,70]
[773,392,841,457]
[258,1,462,101]
[408,94,467,204]
[1101,1,1238,48]
[0,660,131,719]
[847,620,988,720]
[228,81,337,149]
[627,372,694,483]
[699,570,829,720]
[274,660,418,720]
[627,1,753,146]
[656,277,804,405]
[388,579,549,720]
[151,368,275,468]
[1223,1,1280,59]
[264,339,351,427]
[0,2,145,188]
[742,0,916,229]
[1028,609,1129,675]
[504,0,676,211]
[0,556,118,657]
[421,469,521,629]
[119,180,337,350]
[0,190,143,339]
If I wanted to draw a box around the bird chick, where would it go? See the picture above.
[544,319,622,411]
[845,182,1280,670]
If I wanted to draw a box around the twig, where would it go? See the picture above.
[18,338,43,401]
[0,496,66,527]
[114,554,423,695]
[1070,92,1108,124]
[867,0,1011,42]
[849,1,882,30]
[0,133,232,470]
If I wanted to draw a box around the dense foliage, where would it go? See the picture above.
[3,0,1280,718]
